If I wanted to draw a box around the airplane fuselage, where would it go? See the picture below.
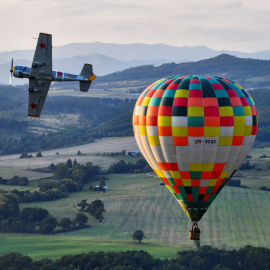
[13,65,94,82]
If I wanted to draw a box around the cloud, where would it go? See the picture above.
[0,0,270,52]
[218,1,243,9]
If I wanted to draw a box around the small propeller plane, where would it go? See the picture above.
[9,33,96,117]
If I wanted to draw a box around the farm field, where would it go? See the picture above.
[0,167,52,181]
[0,137,138,169]
[48,89,140,100]
[232,147,270,189]
[6,178,270,255]
[19,173,159,223]
[61,185,270,250]
[1,139,270,258]
[0,234,183,261]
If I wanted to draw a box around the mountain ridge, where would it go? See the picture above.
[1,42,270,64]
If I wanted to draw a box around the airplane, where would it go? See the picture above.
[9,33,96,117]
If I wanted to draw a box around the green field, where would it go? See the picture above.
[0,234,183,261]
[1,144,270,260]
[232,147,270,189]
[19,173,158,223]
[57,185,270,250]
[15,172,270,251]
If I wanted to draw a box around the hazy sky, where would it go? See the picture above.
[1,0,270,52]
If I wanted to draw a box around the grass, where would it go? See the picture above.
[16,170,270,251]
[0,167,51,181]
[231,147,270,189]
[0,234,183,261]
[19,173,159,224]
[59,185,270,250]
[114,155,143,164]
[2,142,270,259]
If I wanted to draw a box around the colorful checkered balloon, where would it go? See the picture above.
[133,75,258,222]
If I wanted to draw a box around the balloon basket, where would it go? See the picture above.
[189,222,200,240]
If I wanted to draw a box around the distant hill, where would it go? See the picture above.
[0,55,167,85]
[2,41,270,86]
[97,54,270,86]
[88,111,133,138]
[1,42,270,65]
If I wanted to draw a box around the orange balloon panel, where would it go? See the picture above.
[133,75,258,221]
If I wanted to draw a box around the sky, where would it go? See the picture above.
[1,0,270,53]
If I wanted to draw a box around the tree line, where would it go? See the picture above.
[1,245,270,269]
[107,158,153,174]
[8,161,101,203]
[0,176,28,186]
[0,191,88,234]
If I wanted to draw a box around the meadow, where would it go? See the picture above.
[15,170,270,251]
[0,234,183,261]
[1,138,270,261]
[0,137,138,170]
[59,185,270,250]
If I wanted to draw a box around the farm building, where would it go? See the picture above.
[95,185,109,190]
[127,151,140,157]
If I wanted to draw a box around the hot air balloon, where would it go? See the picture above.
[133,75,258,240]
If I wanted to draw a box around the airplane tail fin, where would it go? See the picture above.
[80,64,96,92]
[80,64,93,77]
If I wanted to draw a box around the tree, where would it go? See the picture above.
[95,207,105,220]
[55,152,59,155]
[72,169,87,182]
[77,199,88,211]
[20,153,32,159]
[77,150,82,155]
[73,159,77,168]
[49,163,56,172]
[89,185,93,191]
[39,217,57,234]
[36,152,42,157]
[53,164,68,180]
[85,200,104,216]
[58,217,72,230]
[99,177,106,187]
[75,213,88,226]
[132,230,145,243]
[66,159,72,169]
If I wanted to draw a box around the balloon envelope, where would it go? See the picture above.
[133,75,258,221]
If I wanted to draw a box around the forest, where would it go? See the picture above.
[97,54,270,84]
[0,245,270,270]
[0,71,269,154]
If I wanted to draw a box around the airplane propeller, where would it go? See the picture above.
[9,58,13,84]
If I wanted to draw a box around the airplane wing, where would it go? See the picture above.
[30,33,52,76]
[28,79,51,117]
[28,33,52,117]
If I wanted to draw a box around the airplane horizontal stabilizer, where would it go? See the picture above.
[80,81,92,92]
